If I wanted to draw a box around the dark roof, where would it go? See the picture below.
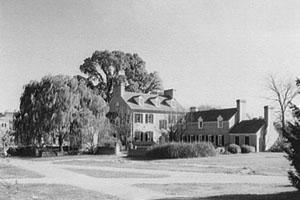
[229,119,265,134]
[123,92,185,113]
[186,108,237,122]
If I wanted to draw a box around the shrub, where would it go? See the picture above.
[268,137,287,152]
[241,145,255,153]
[145,142,216,159]
[227,144,241,154]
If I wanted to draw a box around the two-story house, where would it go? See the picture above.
[0,111,15,147]
[108,82,185,147]
[182,100,277,152]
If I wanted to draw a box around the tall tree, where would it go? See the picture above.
[79,50,163,102]
[284,79,300,190]
[266,74,297,135]
[14,75,111,152]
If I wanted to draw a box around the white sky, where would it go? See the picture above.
[1,0,300,116]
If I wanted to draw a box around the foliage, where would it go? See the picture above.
[145,142,216,159]
[79,50,163,102]
[14,75,112,152]
[266,75,297,135]
[227,144,241,154]
[241,145,256,153]
[268,137,287,152]
[283,94,300,190]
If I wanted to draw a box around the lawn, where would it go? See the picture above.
[0,161,43,179]
[0,183,119,200]
[54,153,291,176]
[65,168,169,178]
[135,182,297,198]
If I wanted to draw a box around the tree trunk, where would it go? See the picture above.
[58,134,63,152]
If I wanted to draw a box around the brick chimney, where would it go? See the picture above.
[264,106,269,127]
[235,99,246,124]
[164,89,174,99]
[115,82,125,97]
[190,107,198,112]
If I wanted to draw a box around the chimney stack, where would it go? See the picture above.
[164,89,174,99]
[235,99,246,124]
[115,82,125,97]
[264,106,269,127]
[190,107,198,113]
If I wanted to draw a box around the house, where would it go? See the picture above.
[108,82,185,148]
[229,105,278,152]
[182,100,277,152]
[0,111,15,147]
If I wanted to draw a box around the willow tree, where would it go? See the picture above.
[79,50,163,102]
[14,75,111,152]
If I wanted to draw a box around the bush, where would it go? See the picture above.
[145,142,216,159]
[241,145,255,153]
[227,144,241,154]
[268,137,287,152]
[7,146,41,157]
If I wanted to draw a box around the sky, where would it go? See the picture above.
[1,0,300,117]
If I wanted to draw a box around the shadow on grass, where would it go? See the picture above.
[155,191,300,200]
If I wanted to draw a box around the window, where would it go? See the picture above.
[208,135,212,142]
[145,131,153,142]
[235,136,239,145]
[202,135,205,141]
[159,120,167,129]
[205,135,209,142]
[146,114,154,123]
[115,102,119,107]
[211,135,214,143]
[198,117,203,129]
[217,115,223,128]
[216,135,219,146]
[245,136,250,145]
[168,115,176,124]
[221,135,225,146]
[134,131,142,141]
[134,113,143,123]
[127,114,130,124]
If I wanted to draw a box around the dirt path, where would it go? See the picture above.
[2,157,292,200]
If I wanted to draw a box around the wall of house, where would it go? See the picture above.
[132,111,172,143]
[109,94,132,145]
[185,120,231,145]
[229,134,257,151]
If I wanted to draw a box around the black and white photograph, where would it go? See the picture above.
[1,0,300,199]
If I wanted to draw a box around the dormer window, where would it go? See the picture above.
[198,117,203,129]
[155,97,160,107]
[138,96,144,106]
[217,115,223,128]
[170,99,175,107]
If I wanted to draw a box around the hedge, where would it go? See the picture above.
[241,145,256,153]
[227,144,241,154]
[145,142,216,159]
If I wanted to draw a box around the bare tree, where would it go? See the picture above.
[266,74,297,135]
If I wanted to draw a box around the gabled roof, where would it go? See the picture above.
[186,108,237,122]
[229,119,265,134]
[122,91,185,113]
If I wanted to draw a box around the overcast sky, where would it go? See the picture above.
[1,0,300,116]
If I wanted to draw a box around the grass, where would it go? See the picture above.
[54,153,290,176]
[0,183,120,200]
[65,168,169,178]
[155,191,300,200]
[0,161,43,179]
[136,183,297,198]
